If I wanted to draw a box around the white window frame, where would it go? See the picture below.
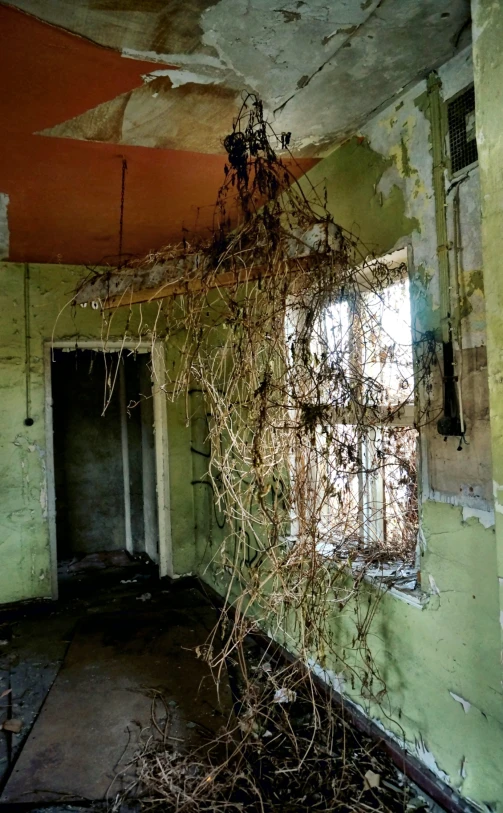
[326,248,420,588]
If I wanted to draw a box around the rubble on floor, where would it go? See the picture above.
[0,571,446,813]
[119,632,446,813]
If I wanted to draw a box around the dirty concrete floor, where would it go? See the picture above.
[0,564,231,812]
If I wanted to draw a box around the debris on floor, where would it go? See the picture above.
[0,573,446,813]
[61,549,147,574]
[0,719,21,734]
[0,577,232,806]
[115,632,446,813]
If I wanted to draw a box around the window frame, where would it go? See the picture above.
[327,250,418,558]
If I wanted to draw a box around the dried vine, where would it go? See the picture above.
[76,94,439,810]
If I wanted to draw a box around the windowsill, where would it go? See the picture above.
[356,562,429,610]
[368,577,429,609]
[283,536,429,610]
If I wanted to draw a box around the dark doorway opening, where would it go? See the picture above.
[51,349,159,575]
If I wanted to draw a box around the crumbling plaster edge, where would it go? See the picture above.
[425,491,494,525]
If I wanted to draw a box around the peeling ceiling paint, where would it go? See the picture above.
[0,0,470,263]
[142,69,222,87]
[5,0,471,155]
[0,4,317,263]
[39,79,241,154]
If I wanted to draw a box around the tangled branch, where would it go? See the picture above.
[75,94,439,810]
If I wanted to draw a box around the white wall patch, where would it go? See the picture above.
[449,691,471,713]
[142,69,222,88]
[306,658,346,694]
[414,738,451,783]
[462,506,495,529]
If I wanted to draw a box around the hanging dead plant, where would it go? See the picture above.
[72,93,439,811]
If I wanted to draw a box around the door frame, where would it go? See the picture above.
[44,340,173,599]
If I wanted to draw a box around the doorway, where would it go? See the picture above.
[45,343,171,596]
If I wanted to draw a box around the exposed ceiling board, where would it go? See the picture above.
[5,0,471,155]
[0,3,320,264]
[39,79,242,155]
[200,0,384,109]
[5,0,222,56]
[274,0,472,155]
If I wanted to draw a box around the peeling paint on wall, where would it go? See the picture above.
[413,738,451,784]
[305,658,346,695]
[428,573,441,596]
[296,135,419,258]
[360,707,453,787]
[199,46,501,810]
[449,692,472,714]
[492,482,503,516]
[462,505,495,529]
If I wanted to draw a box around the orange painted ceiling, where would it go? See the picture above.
[0,5,317,265]
[0,1,470,266]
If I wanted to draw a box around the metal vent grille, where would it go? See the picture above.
[447,85,478,174]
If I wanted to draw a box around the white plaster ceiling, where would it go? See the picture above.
[6,0,471,155]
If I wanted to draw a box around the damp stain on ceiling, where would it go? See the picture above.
[5,0,471,156]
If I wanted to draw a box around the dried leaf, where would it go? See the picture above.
[273,687,297,704]
[0,689,12,699]
[1,718,22,733]
[363,769,381,790]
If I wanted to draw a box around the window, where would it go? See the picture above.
[291,251,419,576]
[447,84,478,174]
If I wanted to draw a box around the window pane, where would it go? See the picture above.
[312,272,418,565]
[314,424,418,563]
[361,276,414,407]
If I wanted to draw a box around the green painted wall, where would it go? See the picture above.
[297,135,419,258]
[0,262,197,604]
[196,498,503,809]
[472,0,503,660]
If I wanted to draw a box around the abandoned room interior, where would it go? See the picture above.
[0,0,502,811]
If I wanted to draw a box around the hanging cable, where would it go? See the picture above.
[24,263,33,426]
[118,157,128,267]
[449,176,470,448]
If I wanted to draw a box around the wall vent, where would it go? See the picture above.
[447,84,478,174]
